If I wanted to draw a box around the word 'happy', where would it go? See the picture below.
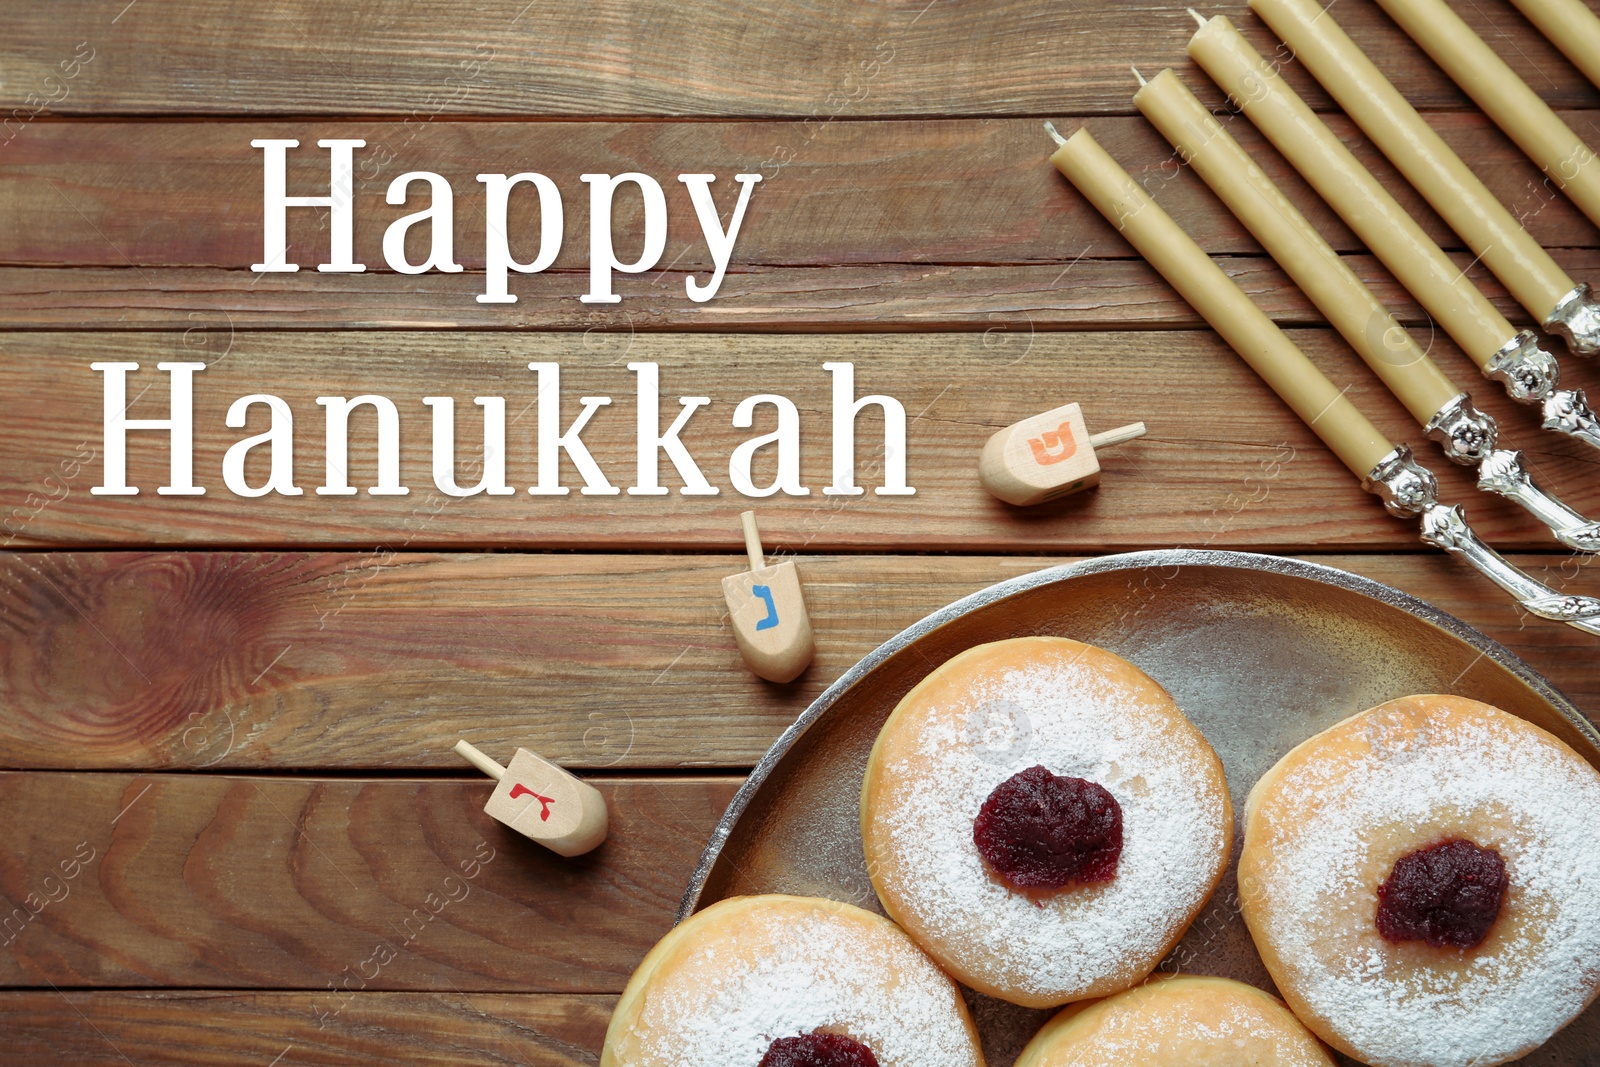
[251,139,762,304]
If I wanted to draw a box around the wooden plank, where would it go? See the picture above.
[3,330,1599,551]
[1,552,1595,772]
[4,114,1597,276]
[0,991,612,1067]
[0,773,738,990]
[0,0,1592,117]
[3,250,1592,331]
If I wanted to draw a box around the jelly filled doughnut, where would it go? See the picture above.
[1240,694,1600,1067]
[1013,975,1335,1066]
[600,894,985,1067]
[860,636,1233,1008]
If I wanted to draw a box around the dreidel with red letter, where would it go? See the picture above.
[978,402,1146,506]
[722,511,815,683]
[454,739,608,856]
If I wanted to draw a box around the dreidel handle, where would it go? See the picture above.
[454,739,506,781]
[1088,421,1147,450]
[740,510,766,571]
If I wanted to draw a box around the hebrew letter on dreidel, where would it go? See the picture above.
[509,783,556,821]
[1028,422,1079,465]
[752,585,780,630]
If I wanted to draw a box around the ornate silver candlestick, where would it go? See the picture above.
[1364,446,1600,635]
[1045,121,1600,642]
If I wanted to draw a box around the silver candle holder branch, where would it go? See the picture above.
[1485,330,1600,452]
[1364,445,1600,636]
[1424,392,1600,552]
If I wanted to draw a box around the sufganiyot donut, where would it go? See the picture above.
[601,894,985,1067]
[1013,974,1335,1066]
[1240,694,1600,1066]
[861,636,1233,1007]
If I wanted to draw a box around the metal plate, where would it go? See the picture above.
[680,550,1600,1067]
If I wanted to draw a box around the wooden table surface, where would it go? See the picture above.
[3,1,1599,1063]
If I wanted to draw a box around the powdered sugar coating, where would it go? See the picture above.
[1022,978,1332,1066]
[1051,994,1319,1064]
[1245,697,1600,1067]
[864,639,1231,1006]
[616,897,982,1067]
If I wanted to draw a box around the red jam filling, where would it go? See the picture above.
[758,1032,879,1067]
[972,765,1123,890]
[1375,839,1508,950]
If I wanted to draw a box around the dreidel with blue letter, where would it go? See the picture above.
[722,510,815,683]
[454,739,609,856]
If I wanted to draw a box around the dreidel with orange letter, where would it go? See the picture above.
[978,402,1146,506]
[722,511,815,683]
[454,739,609,856]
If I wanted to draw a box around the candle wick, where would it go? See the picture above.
[1131,65,1148,87]
[1043,120,1068,146]
[1187,7,1206,27]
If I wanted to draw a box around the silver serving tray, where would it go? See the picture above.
[679,550,1600,1067]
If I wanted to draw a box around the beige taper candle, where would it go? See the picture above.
[1252,0,1576,324]
[1374,0,1600,229]
[1508,0,1600,91]
[1050,126,1394,477]
[1133,68,1461,426]
[1186,14,1517,371]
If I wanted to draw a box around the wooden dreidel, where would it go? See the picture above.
[721,511,815,683]
[454,739,608,857]
[978,402,1147,506]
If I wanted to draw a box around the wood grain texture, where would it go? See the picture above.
[0,773,738,990]
[4,114,1598,276]
[4,3,1600,1058]
[0,0,1592,117]
[4,331,1599,551]
[0,991,613,1067]
[4,251,1591,331]
[1,552,1595,772]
